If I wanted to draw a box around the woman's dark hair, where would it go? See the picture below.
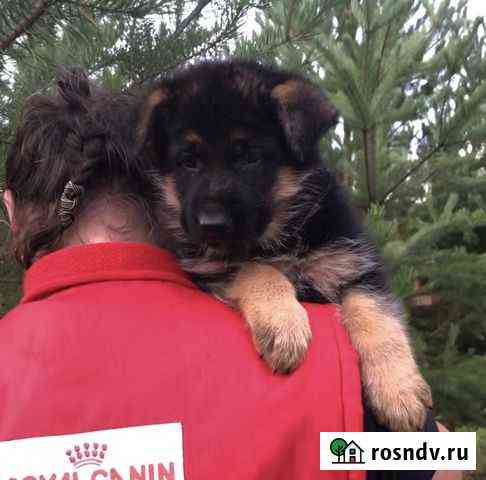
[4,67,155,267]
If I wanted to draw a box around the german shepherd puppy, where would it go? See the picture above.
[137,59,432,431]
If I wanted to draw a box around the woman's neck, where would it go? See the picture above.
[61,195,152,247]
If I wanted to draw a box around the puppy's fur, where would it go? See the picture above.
[138,59,432,431]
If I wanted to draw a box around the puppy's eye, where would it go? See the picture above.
[177,152,201,171]
[241,152,262,166]
[233,144,262,167]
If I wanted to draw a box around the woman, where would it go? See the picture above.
[3,67,155,265]
[0,67,452,480]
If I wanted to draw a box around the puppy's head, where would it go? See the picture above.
[138,60,338,255]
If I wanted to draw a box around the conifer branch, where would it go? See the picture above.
[173,0,212,37]
[381,142,444,204]
[377,23,391,81]
[127,2,246,89]
[126,25,235,90]
[0,0,51,52]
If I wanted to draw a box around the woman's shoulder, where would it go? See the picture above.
[0,299,69,342]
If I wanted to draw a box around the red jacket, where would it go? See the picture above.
[0,242,364,480]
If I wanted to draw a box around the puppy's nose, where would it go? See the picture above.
[197,205,231,242]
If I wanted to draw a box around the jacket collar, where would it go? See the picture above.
[22,242,196,303]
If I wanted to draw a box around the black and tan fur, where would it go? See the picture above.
[137,59,432,431]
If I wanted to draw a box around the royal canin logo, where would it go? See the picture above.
[8,442,176,480]
[66,443,108,469]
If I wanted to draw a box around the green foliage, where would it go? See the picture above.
[457,425,486,479]
[365,204,398,251]
[248,0,486,214]
[0,1,263,164]
[427,357,486,428]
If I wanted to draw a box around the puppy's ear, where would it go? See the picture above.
[137,86,172,159]
[271,79,338,163]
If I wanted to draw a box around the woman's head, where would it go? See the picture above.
[3,67,156,267]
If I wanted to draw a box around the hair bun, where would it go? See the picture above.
[56,66,91,110]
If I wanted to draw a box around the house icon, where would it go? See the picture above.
[342,440,364,464]
[330,438,365,464]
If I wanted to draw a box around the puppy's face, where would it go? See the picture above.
[166,125,285,251]
[139,61,338,256]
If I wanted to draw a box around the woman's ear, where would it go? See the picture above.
[2,189,16,231]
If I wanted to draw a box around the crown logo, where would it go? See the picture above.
[65,443,108,469]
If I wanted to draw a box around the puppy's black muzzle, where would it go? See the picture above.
[195,203,233,246]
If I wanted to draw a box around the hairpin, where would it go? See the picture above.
[58,180,85,227]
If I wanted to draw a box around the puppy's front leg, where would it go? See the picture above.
[342,290,433,431]
[225,263,312,373]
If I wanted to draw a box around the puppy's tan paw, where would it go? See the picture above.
[364,364,433,431]
[249,300,312,374]
[224,263,312,374]
[341,290,433,431]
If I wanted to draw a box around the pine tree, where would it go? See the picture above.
[240,0,486,207]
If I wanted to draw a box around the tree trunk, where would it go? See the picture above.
[362,127,377,209]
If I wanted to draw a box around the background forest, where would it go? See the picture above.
[0,0,485,476]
